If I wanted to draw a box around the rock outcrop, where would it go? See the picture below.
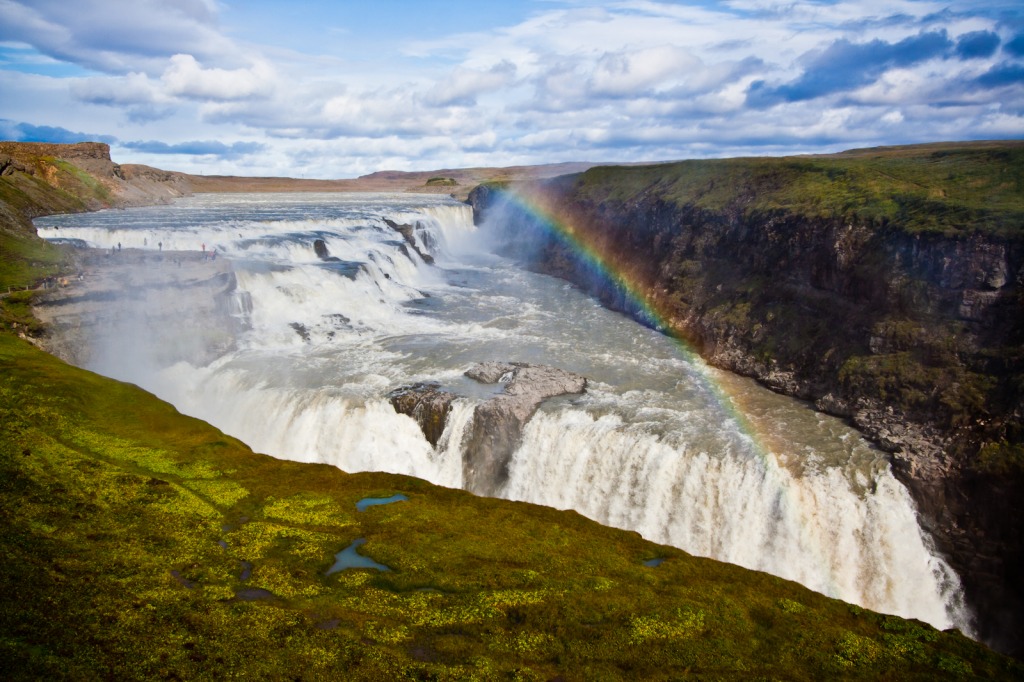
[387,383,458,448]
[383,218,435,264]
[462,362,587,495]
[389,363,587,495]
[467,142,1024,656]
[312,238,343,262]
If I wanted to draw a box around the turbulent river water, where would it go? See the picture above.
[36,192,972,633]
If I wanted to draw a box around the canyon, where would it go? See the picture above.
[469,141,1024,654]
[2,140,1022,662]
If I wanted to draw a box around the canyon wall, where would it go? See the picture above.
[469,141,1024,655]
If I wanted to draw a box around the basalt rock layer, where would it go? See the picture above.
[469,141,1024,656]
[387,383,458,448]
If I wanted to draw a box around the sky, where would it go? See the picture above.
[0,0,1022,178]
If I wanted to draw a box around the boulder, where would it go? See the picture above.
[313,239,330,259]
[388,383,458,448]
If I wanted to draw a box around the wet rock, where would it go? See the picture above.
[463,362,587,495]
[383,218,434,264]
[388,383,457,448]
[313,238,329,258]
[289,322,311,343]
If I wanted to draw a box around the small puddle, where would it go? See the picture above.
[235,587,278,602]
[643,558,665,567]
[326,538,391,575]
[356,494,408,512]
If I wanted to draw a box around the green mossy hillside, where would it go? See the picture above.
[573,141,1024,236]
[1,333,1020,679]
[0,231,71,293]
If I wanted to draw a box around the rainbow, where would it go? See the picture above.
[492,185,843,594]
[492,185,754,430]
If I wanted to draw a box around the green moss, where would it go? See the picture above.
[426,177,458,187]
[50,158,114,202]
[839,351,996,427]
[0,233,71,293]
[263,492,354,528]
[974,440,1024,476]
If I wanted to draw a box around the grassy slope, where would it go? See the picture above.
[1,331,1020,680]
[574,141,1024,236]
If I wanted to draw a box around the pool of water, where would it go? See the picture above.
[326,538,391,574]
[356,494,409,512]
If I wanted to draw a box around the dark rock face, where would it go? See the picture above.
[388,383,458,448]
[467,182,506,227]
[462,362,587,495]
[313,239,330,259]
[469,182,1024,656]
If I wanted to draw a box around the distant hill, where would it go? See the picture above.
[184,161,602,199]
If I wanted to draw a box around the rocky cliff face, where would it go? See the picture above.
[0,141,191,235]
[468,143,1024,656]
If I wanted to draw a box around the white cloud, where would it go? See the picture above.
[588,45,701,97]
[72,72,163,106]
[1,0,1021,177]
[0,0,235,74]
[425,61,517,106]
[162,54,276,101]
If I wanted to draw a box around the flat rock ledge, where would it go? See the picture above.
[389,362,587,495]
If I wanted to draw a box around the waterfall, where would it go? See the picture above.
[502,407,969,629]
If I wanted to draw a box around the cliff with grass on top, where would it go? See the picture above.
[468,140,1024,657]
[0,141,191,292]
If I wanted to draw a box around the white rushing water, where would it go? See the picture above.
[36,192,972,633]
